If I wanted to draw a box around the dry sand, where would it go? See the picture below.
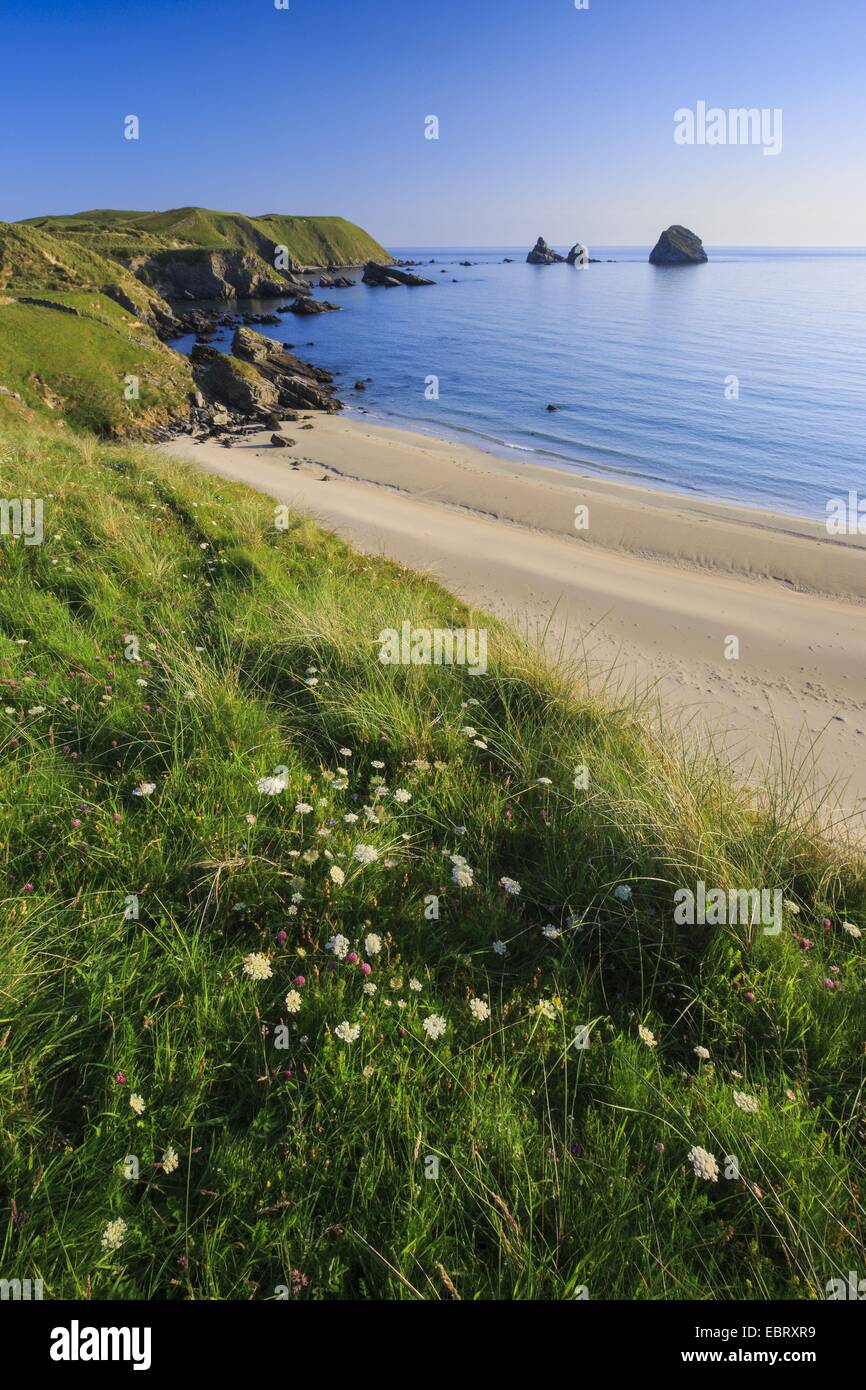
[163,413,866,836]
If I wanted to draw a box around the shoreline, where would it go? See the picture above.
[162,412,866,833]
[340,401,860,534]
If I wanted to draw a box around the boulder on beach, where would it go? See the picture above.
[526,237,565,265]
[649,226,708,266]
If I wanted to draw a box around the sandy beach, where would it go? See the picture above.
[163,414,866,834]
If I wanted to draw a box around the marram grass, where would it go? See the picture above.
[1,423,864,1300]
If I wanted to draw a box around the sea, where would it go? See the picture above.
[172,246,866,521]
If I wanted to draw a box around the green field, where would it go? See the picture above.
[1,423,864,1299]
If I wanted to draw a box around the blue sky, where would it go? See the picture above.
[1,0,863,246]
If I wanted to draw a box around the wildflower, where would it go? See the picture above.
[256,774,287,796]
[363,982,377,995]
[452,862,474,888]
[422,1014,447,1040]
[353,844,379,865]
[537,999,557,1021]
[541,924,561,939]
[842,921,862,938]
[499,876,521,896]
[27,705,46,715]
[275,930,287,946]
[743,991,756,1003]
[161,1146,179,1174]
[330,865,345,886]
[751,1183,764,1199]
[343,813,358,824]
[492,939,508,956]
[537,776,552,785]
[784,899,800,915]
[242,952,273,981]
[785,1088,797,1102]
[687,1146,719,1182]
[294,975,306,987]
[335,1021,360,1043]
[326,934,350,960]
[115,1072,126,1086]
[363,1065,374,1079]
[295,802,313,815]
[469,998,490,1022]
[339,748,352,757]
[473,739,488,749]
[460,726,477,737]
[613,884,632,902]
[638,1025,657,1048]
[100,1218,128,1252]
[693,1046,710,1060]
[392,788,411,804]
[364,932,382,955]
[371,760,385,769]
[734,1090,759,1114]
[245,814,257,825]
[129,1093,146,1116]
[284,990,302,1014]
[409,977,422,992]
[132,782,156,797]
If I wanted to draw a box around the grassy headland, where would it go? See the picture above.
[1,421,864,1299]
[21,206,391,270]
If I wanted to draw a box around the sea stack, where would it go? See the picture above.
[649,226,708,265]
[566,242,589,266]
[526,237,565,264]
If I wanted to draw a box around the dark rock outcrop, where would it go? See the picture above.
[130,248,311,300]
[526,237,565,265]
[191,345,280,413]
[287,297,341,315]
[362,262,435,287]
[229,326,341,413]
[648,226,708,266]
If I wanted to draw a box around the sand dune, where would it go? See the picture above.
[163,414,866,836]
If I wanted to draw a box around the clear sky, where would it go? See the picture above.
[1,0,863,247]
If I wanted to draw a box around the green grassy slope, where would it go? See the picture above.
[22,207,391,267]
[0,223,193,434]
[1,221,178,322]
[1,423,864,1300]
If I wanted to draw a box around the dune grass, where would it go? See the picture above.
[1,423,864,1300]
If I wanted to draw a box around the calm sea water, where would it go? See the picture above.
[175,246,866,520]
